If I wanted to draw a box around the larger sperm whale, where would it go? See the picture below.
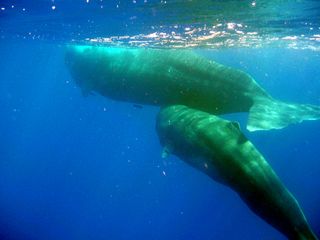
[65,45,320,131]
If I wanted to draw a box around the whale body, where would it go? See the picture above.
[65,45,320,131]
[156,105,317,240]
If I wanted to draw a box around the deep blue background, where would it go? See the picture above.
[0,40,320,240]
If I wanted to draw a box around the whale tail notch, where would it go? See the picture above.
[247,98,320,131]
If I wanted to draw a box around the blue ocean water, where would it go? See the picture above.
[1,1,320,240]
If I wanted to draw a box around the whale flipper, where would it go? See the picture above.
[161,146,172,158]
[248,98,320,131]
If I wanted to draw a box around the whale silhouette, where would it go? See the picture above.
[65,45,320,131]
[156,105,318,240]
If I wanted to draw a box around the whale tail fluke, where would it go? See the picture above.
[247,98,320,131]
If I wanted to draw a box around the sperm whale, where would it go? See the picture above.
[156,105,318,240]
[65,45,320,131]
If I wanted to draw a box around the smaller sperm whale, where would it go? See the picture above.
[156,105,318,240]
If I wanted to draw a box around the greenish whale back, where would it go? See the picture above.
[156,105,318,240]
